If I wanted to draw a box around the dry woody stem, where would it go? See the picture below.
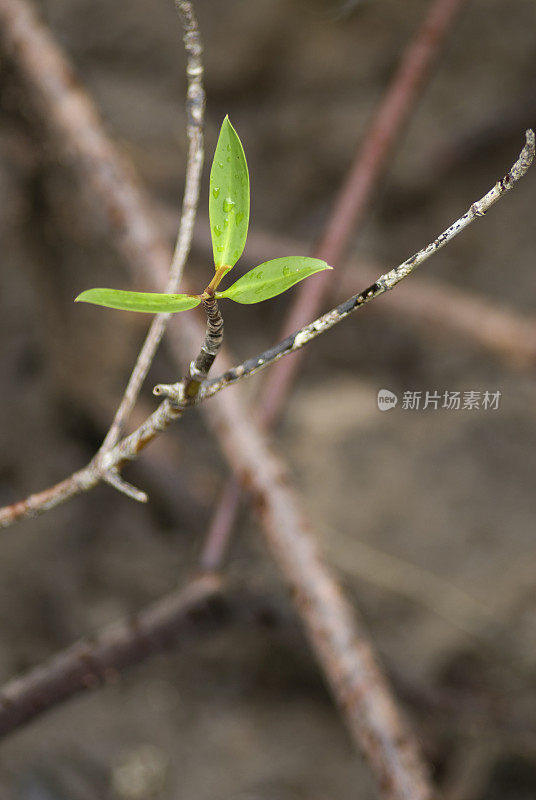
[193,131,534,399]
[99,0,205,451]
[183,296,225,399]
[189,218,536,370]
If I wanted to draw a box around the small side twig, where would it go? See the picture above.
[102,468,148,504]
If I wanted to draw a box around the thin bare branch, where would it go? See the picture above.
[192,131,533,398]
[262,0,470,423]
[186,214,536,369]
[200,0,470,569]
[0,467,100,527]
[0,575,225,738]
[0,0,213,397]
[99,0,205,451]
[0,0,207,515]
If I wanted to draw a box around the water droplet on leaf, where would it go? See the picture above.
[213,224,222,237]
[212,187,220,199]
[223,198,235,213]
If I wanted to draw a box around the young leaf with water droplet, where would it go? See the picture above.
[209,116,249,270]
[215,257,332,304]
[75,288,201,314]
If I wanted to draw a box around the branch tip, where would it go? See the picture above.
[153,381,185,405]
[510,129,535,181]
[102,469,148,503]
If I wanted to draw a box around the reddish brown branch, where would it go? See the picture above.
[0,575,226,737]
[0,1,435,795]
[201,0,469,568]
[201,388,432,800]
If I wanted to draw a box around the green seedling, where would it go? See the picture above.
[75,116,332,313]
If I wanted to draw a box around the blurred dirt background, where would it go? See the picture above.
[1,0,536,798]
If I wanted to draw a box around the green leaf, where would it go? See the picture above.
[209,116,249,270]
[216,257,332,304]
[75,288,201,314]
